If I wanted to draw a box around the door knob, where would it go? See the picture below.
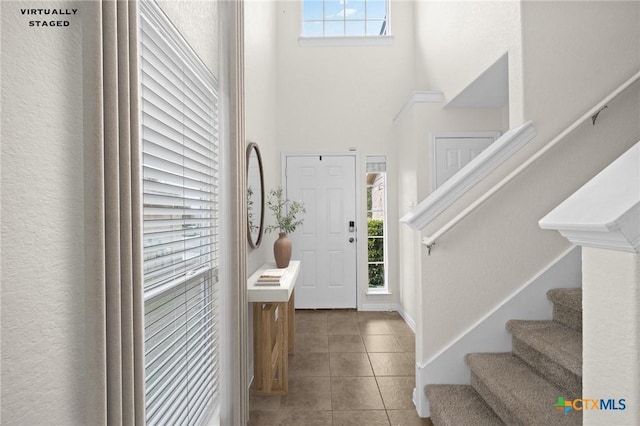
[349,237,355,243]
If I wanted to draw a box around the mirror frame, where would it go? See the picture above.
[246,142,265,248]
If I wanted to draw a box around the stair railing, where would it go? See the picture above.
[424,69,640,253]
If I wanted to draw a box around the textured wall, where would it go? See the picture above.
[396,108,420,324]
[521,1,640,150]
[583,248,640,425]
[395,105,503,332]
[1,1,86,423]
[413,1,524,127]
[157,0,219,76]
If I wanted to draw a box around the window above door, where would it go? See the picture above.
[300,0,393,46]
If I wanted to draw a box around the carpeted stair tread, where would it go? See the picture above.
[466,352,582,425]
[507,320,582,397]
[425,385,505,426]
[507,320,582,376]
[547,288,582,312]
[547,288,582,331]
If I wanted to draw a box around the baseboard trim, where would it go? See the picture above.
[360,303,398,312]
[396,304,416,333]
[414,363,431,418]
[359,303,416,333]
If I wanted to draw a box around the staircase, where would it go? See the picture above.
[426,288,582,425]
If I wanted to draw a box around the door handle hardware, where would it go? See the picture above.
[349,237,355,243]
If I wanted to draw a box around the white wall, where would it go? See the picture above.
[396,108,420,322]
[583,248,640,425]
[413,1,524,127]
[395,103,504,324]
[245,0,279,274]
[414,1,640,362]
[521,1,639,146]
[412,106,506,202]
[244,0,280,388]
[399,0,519,327]
[1,1,220,423]
[275,0,415,309]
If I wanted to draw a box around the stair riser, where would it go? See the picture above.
[427,403,447,426]
[470,372,520,425]
[425,389,449,426]
[428,405,448,426]
[426,385,507,426]
[429,404,455,426]
[553,304,582,332]
[512,337,582,398]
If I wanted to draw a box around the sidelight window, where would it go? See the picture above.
[366,156,387,292]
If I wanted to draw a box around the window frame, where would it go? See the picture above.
[365,157,389,295]
[299,0,393,46]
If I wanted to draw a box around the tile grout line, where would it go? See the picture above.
[249,311,419,425]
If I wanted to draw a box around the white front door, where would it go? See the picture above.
[433,133,499,188]
[285,155,357,309]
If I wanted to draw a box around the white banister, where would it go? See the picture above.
[401,121,536,231]
[423,69,640,251]
[539,142,640,253]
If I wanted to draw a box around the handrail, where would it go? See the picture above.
[424,69,640,251]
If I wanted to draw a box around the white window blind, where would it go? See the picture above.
[140,2,220,425]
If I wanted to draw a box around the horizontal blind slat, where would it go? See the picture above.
[141,3,220,425]
[142,78,217,139]
[147,370,188,422]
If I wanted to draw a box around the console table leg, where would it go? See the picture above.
[288,289,295,354]
[252,302,288,395]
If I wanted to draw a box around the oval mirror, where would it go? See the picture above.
[247,142,265,248]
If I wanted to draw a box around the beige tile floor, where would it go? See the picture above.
[249,310,434,426]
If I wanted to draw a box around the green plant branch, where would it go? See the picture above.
[265,187,306,234]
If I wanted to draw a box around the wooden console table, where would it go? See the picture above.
[248,261,299,395]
